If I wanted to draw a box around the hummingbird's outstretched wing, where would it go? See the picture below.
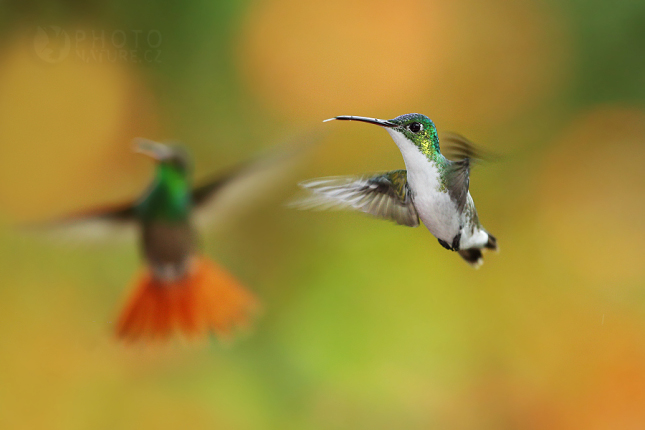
[440,132,492,163]
[441,133,488,213]
[192,130,321,231]
[27,200,139,243]
[294,170,420,227]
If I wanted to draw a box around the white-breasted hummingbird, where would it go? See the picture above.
[296,114,498,267]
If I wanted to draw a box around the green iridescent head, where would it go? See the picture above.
[134,139,193,221]
[325,113,441,159]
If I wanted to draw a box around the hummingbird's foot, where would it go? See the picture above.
[438,233,462,252]
[438,239,453,251]
[451,233,462,251]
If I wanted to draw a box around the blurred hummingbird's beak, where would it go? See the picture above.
[133,138,174,161]
[323,116,397,128]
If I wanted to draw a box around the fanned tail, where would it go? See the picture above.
[485,233,498,251]
[458,248,484,268]
[458,232,498,268]
[115,256,259,342]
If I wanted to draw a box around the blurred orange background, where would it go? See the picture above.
[0,0,644,428]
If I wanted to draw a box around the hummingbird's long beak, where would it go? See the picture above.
[323,116,397,128]
[133,138,173,161]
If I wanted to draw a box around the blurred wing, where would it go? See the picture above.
[445,158,471,213]
[27,201,138,244]
[294,170,420,227]
[441,132,490,213]
[192,130,321,231]
[440,132,491,162]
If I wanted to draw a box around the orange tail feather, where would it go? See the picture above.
[115,257,259,342]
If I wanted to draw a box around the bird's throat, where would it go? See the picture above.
[137,164,191,222]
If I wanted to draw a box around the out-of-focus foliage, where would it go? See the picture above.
[0,0,644,429]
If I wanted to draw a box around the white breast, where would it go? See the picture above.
[386,129,460,242]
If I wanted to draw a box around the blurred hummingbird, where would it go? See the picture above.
[296,114,498,267]
[50,138,309,341]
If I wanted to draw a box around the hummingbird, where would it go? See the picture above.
[296,114,498,267]
[49,138,306,342]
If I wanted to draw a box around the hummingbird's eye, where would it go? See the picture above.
[408,122,423,134]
